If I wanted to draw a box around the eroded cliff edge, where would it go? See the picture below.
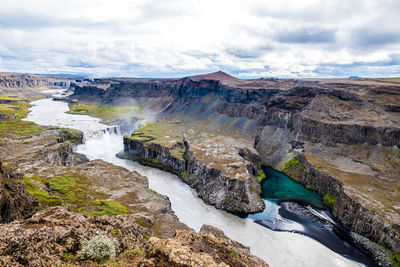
[70,72,400,263]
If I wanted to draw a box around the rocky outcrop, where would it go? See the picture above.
[282,154,400,254]
[143,226,268,267]
[0,206,267,266]
[0,163,38,223]
[122,122,265,214]
[286,155,400,260]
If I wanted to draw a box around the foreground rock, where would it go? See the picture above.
[0,207,267,266]
[122,121,265,214]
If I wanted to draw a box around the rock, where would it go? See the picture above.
[122,122,265,214]
[142,229,268,267]
[0,162,38,223]
[0,206,268,267]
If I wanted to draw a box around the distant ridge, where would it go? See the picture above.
[184,71,240,81]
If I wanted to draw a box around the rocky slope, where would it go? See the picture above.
[70,72,400,262]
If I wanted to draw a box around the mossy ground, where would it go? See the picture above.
[128,122,186,161]
[59,128,83,144]
[281,157,300,171]
[323,194,337,209]
[391,252,400,267]
[67,101,143,124]
[22,174,131,216]
[0,94,45,137]
[257,170,266,181]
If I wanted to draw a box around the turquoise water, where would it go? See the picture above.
[261,167,323,208]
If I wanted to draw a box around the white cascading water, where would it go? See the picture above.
[24,96,364,267]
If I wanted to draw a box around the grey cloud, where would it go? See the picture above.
[276,28,336,44]
[225,45,273,59]
[350,28,400,48]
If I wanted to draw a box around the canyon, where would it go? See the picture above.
[69,71,400,265]
[0,71,399,266]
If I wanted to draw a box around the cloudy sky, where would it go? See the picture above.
[0,0,399,78]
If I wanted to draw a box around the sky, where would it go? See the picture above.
[0,0,399,78]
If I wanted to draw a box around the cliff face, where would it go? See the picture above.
[122,122,264,214]
[0,162,38,223]
[70,72,400,256]
[71,75,400,146]
[0,72,79,96]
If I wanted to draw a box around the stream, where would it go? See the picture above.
[24,95,369,267]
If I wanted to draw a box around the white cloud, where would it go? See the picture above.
[0,0,399,78]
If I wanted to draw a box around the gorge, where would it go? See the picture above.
[0,72,399,266]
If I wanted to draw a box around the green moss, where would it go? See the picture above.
[181,171,189,181]
[122,249,143,255]
[281,157,300,171]
[391,252,400,267]
[323,194,337,209]
[67,101,143,124]
[306,185,313,190]
[149,188,158,195]
[79,200,129,216]
[143,233,151,241]
[49,174,77,194]
[23,178,63,206]
[0,94,26,101]
[112,228,121,237]
[230,250,239,258]
[257,170,266,181]
[59,128,83,144]
[0,120,44,136]
[62,252,76,261]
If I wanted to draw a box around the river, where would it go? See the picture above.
[24,96,365,267]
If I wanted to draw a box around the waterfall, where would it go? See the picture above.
[83,125,122,142]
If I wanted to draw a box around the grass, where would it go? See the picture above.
[323,194,337,209]
[78,200,129,216]
[0,120,44,136]
[49,174,77,194]
[23,178,63,206]
[0,94,27,101]
[67,101,143,123]
[0,95,44,137]
[281,157,300,171]
[23,174,130,216]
